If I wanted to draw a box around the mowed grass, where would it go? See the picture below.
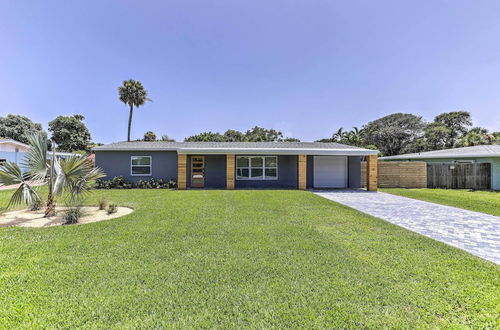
[0,189,498,328]
[380,188,500,216]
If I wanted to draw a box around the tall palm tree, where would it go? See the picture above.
[0,133,105,217]
[118,79,152,142]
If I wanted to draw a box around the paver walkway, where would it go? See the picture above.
[314,190,500,264]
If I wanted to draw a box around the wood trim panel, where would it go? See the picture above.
[366,155,378,191]
[177,154,187,190]
[226,154,235,190]
[297,154,307,190]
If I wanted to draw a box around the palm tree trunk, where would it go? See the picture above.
[45,148,56,217]
[127,104,134,142]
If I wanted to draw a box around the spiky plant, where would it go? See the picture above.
[0,133,105,217]
[118,79,152,142]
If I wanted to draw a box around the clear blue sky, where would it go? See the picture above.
[1,0,499,143]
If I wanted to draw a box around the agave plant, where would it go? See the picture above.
[0,133,105,217]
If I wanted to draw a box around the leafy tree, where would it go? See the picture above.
[423,122,450,151]
[160,134,176,142]
[455,127,498,147]
[244,126,284,142]
[185,131,225,142]
[184,127,300,142]
[0,133,104,217]
[48,115,92,152]
[0,114,44,144]
[118,79,152,142]
[433,111,472,148]
[362,113,425,156]
[222,129,245,142]
[143,131,157,141]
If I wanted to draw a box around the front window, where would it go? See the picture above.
[131,156,152,176]
[236,156,278,180]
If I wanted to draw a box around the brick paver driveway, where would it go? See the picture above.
[314,190,500,264]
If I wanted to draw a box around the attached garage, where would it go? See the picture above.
[313,156,348,188]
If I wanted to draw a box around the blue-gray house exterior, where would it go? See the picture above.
[93,142,378,190]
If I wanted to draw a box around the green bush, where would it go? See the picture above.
[98,198,107,210]
[29,199,43,211]
[107,204,118,215]
[95,176,133,189]
[95,177,176,189]
[136,178,177,189]
[63,205,84,225]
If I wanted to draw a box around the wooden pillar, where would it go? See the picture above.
[226,154,235,190]
[177,154,187,190]
[298,154,307,190]
[367,154,378,191]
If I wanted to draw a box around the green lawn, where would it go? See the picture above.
[380,188,500,216]
[0,189,498,328]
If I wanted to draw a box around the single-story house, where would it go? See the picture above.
[93,142,379,190]
[380,145,500,190]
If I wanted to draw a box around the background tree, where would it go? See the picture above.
[118,79,151,142]
[48,115,92,152]
[244,126,284,142]
[362,113,425,156]
[455,127,498,147]
[185,131,225,142]
[160,134,176,142]
[143,131,157,141]
[0,114,44,144]
[222,129,245,142]
[432,111,472,148]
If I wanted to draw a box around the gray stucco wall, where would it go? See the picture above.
[95,151,178,183]
[348,156,361,188]
[187,155,227,189]
[235,155,297,189]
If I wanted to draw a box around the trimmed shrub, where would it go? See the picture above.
[98,198,107,210]
[63,206,84,225]
[107,204,118,215]
[95,176,176,189]
[95,176,133,189]
[136,178,177,189]
[29,199,43,211]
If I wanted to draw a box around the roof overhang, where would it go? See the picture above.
[177,147,378,155]
[380,154,498,160]
[94,147,378,156]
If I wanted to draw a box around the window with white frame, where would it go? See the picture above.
[131,156,152,176]
[236,156,278,180]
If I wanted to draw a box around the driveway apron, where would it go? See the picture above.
[314,190,500,264]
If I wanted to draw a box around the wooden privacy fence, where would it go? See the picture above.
[427,163,491,190]
[361,161,427,188]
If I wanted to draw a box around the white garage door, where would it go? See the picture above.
[313,156,347,188]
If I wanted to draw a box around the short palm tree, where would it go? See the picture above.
[118,79,152,142]
[0,133,105,217]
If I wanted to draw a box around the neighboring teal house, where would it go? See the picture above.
[380,145,500,190]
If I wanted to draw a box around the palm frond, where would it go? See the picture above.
[7,182,41,209]
[57,156,105,201]
[21,133,48,181]
[0,161,23,186]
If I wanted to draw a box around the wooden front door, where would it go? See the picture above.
[191,156,205,188]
